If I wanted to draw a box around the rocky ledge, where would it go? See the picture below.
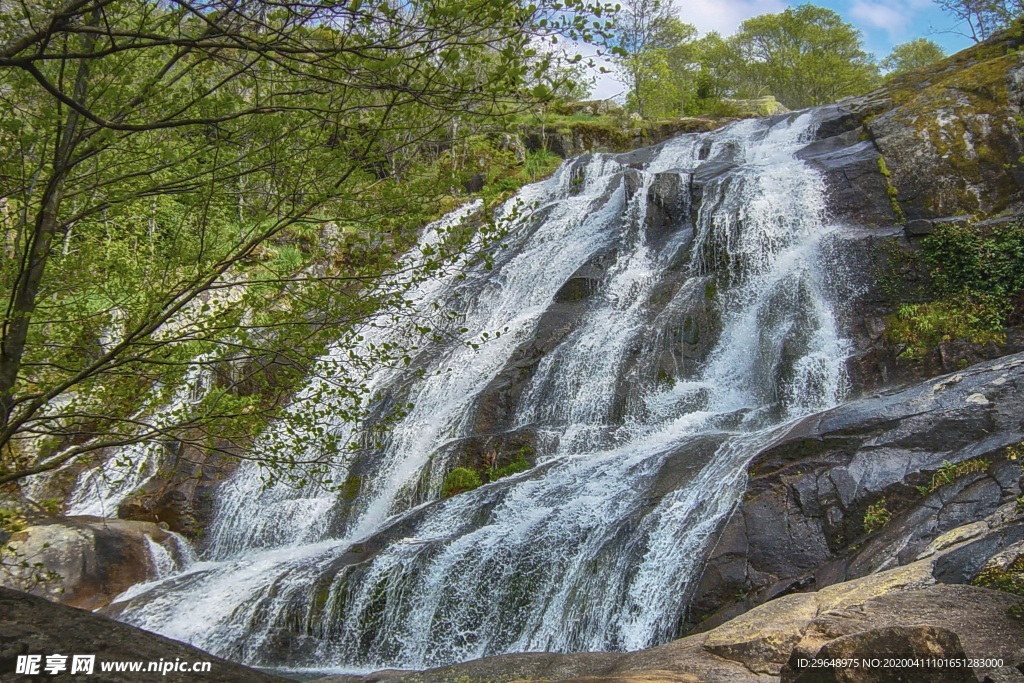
[0,587,287,682]
[0,517,188,610]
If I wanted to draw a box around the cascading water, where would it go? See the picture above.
[69,360,215,517]
[111,110,854,672]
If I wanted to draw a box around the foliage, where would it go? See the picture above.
[610,0,683,117]
[922,221,1024,302]
[0,508,59,590]
[887,299,1006,358]
[727,5,880,110]
[916,458,990,495]
[521,150,564,183]
[442,467,483,498]
[882,39,947,77]
[488,446,533,481]
[886,220,1024,357]
[0,509,27,535]
[971,555,1024,595]
[613,4,881,118]
[863,500,892,534]
[0,0,618,491]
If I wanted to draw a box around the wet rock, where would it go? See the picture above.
[0,517,181,610]
[645,170,689,241]
[905,218,934,236]
[796,119,897,227]
[686,353,1024,630]
[117,440,235,541]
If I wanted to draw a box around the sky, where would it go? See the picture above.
[589,0,976,100]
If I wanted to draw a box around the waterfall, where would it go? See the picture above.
[110,110,853,671]
[24,357,217,518]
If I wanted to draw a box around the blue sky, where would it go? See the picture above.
[590,0,976,99]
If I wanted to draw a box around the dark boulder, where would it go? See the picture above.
[0,587,287,682]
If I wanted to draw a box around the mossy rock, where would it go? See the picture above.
[442,467,483,498]
[864,29,1024,219]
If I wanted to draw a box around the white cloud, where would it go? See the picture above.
[677,0,787,35]
[849,0,915,38]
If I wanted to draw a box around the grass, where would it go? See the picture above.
[916,458,990,495]
[863,500,892,534]
[887,300,1006,359]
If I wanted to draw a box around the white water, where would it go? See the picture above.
[111,111,852,670]
[27,358,217,518]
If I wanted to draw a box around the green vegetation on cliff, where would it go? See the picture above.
[887,220,1024,358]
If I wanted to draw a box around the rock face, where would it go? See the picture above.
[793,29,1024,225]
[0,587,287,682]
[687,352,1024,631]
[0,517,185,610]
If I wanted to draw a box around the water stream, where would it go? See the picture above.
[109,110,853,671]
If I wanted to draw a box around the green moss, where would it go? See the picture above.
[916,458,990,495]
[340,474,362,501]
[972,555,1024,596]
[489,444,534,481]
[877,155,906,224]
[877,39,1021,216]
[1008,442,1024,462]
[704,279,718,301]
[863,500,892,534]
[442,467,483,498]
[682,316,700,345]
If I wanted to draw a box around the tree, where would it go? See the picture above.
[881,38,947,76]
[0,0,616,489]
[728,5,880,109]
[611,0,680,117]
[934,0,1024,42]
[622,18,698,118]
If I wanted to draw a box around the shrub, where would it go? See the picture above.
[863,500,892,534]
[489,446,533,481]
[916,458,989,495]
[885,220,1024,356]
[442,467,483,498]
